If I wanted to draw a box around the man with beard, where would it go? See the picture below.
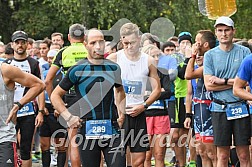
[184,30,217,167]
[5,31,45,167]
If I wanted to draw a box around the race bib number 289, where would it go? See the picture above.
[85,119,112,139]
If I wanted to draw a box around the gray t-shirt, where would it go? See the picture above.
[0,63,16,143]
[203,44,251,112]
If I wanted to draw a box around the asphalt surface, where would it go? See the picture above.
[32,148,174,167]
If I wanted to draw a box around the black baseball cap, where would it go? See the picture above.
[12,31,28,42]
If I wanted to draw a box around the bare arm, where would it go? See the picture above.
[233,76,252,100]
[106,53,117,63]
[51,85,81,128]
[184,80,193,129]
[3,64,45,123]
[114,85,126,128]
[185,80,193,114]
[146,58,161,106]
[185,58,203,80]
[129,57,161,117]
[204,74,232,91]
[45,65,59,97]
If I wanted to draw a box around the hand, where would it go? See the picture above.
[184,118,191,129]
[247,101,252,106]
[117,117,125,128]
[35,112,44,127]
[128,105,145,117]
[6,104,19,125]
[191,43,199,56]
[44,108,49,116]
[54,110,60,117]
[209,76,223,84]
[185,45,192,58]
[67,115,82,129]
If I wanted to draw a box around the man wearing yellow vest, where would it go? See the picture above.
[45,23,88,167]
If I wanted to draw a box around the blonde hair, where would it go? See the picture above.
[141,44,159,55]
[120,23,139,37]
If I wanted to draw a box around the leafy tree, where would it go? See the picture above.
[1,0,251,43]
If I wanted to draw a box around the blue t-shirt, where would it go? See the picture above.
[204,44,251,112]
[237,54,252,88]
[158,54,177,71]
[158,54,177,100]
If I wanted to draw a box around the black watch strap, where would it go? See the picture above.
[185,113,193,119]
[143,102,149,109]
[38,110,46,115]
[14,102,24,110]
[224,78,229,85]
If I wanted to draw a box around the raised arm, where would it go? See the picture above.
[185,57,203,80]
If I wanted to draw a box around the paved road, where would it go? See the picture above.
[32,148,174,167]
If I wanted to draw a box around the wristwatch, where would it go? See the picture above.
[143,102,149,109]
[14,101,23,110]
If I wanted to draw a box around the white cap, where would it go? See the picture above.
[47,49,59,57]
[214,16,234,28]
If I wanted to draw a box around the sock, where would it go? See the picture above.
[196,155,202,167]
[42,150,51,167]
[57,151,66,167]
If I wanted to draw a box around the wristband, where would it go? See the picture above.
[224,78,229,85]
[143,102,149,109]
[14,102,23,110]
[66,115,73,122]
[38,109,46,115]
[191,54,196,59]
[185,113,193,119]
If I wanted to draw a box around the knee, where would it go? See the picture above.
[40,143,50,151]
[132,157,145,166]
[218,152,229,162]
[171,133,179,143]
[145,151,152,161]
[197,149,208,160]
[206,150,217,161]
[237,152,250,162]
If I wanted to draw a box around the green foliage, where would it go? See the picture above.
[1,0,251,43]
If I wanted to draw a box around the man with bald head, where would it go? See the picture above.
[51,29,126,167]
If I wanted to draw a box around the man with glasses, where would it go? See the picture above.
[107,23,161,167]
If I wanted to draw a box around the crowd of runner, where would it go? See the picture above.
[0,16,252,167]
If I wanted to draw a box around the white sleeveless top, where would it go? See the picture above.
[117,50,149,106]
